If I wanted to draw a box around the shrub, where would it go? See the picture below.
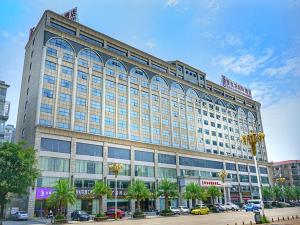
[160,209,173,216]
[95,213,106,217]
[260,215,270,224]
[133,211,145,218]
[54,214,65,220]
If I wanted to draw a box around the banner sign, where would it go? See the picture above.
[62,7,78,21]
[200,180,222,187]
[221,75,252,99]
[36,187,54,199]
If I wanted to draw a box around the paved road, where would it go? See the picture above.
[2,207,300,225]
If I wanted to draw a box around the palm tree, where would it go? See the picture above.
[47,179,76,216]
[283,186,295,202]
[293,186,300,201]
[206,186,221,205]
[158,179,178,210]
[126,180,150,212]
[92,181,112,215]
[262,186,273,201]
[183,183,206,207]
[272,185,284,201]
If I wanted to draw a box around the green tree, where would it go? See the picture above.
[272,185,284,201]
[262,187,274,201]
[0,142,40,219]
[158,179,178,210]
[183,183,206,207]
[283,186,295,202]
[126,180,150,212]
[293,186,300,201]
[206,186,221,204]
[47,180,76,216]
[92,181,112,215]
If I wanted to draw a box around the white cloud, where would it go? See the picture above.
[146,39,156,49]
[165,0,178,7]
[212,49,273,75]
[261,93,300,162]
[207,0,220,12]
[262,56,300,78]
[223,33,242,46]
[250,82,280,108]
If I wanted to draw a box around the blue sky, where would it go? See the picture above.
[0,0,299,161]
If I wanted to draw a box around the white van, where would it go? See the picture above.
[247,199,262,208]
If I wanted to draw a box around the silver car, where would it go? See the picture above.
[169,206,181,215]
[179,206,190,214]
[12,211,28,220]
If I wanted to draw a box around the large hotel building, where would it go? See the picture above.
[16,10,272,217]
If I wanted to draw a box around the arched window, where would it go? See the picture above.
[238,108,246,118]
[78,49,102,63]
[130,67,149,87]
[186,88,199,102]
[203,94,212,102]
[151,76,168,93]
[105,58,127,78]
[170,82,184,97]
[215,99,226,107]
[47,37,74,53]
[227,103,236,111]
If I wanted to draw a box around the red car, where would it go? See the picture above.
[106,209,125,219]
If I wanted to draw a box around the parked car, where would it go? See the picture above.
[224,202,240,211]
[278,202,291,207]
[106,209,125,219]
[11,211,28,221]
[169,206,180,215]
[191,206,209,215]
[263,201,273,208]
[179,206,190,214]
[245,203,260,212]
[71,210,90,221]
[247,200,262,209]
[214,203,226,212]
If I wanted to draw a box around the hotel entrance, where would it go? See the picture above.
[81,199,93,214]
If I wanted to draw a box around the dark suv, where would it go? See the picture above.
[71,210,90,221]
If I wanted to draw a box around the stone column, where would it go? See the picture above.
[130,145,135,212]
[67,137,77,218]
[102,142,108,212]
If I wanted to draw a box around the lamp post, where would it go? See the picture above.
[276,176,286,202]
[109,163,123,220]
[240,130,265,215]
[218,169,228,204]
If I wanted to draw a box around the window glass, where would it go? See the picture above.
[76,143,103,157]
[108,147,130,160]
[41,137,71,153]
[135,150,154,162]
[158,154,176,165]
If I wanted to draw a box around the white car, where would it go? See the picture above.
[179,206,190,214]
[12,211,28,221]
[169,206,181,215]
[224,202,240,211]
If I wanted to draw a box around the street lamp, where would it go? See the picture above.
[276,176,286,202]
[240,130,265,215]
[218,169,228,204]
[109,163,123,220]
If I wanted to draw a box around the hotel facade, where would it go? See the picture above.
[16,10,272,217]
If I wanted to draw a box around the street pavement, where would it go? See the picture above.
[2,207,300,225]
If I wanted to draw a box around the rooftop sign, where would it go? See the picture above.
[221,75,252,99]
[62,7,78,22]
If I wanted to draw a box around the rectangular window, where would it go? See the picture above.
[61,79,72,89]
[92,88,101,97]
[49,21,76,35]
[61,66,73,76]
[60,93,71,102]
[76,142,103,157]
[78,70,88,80]
[77,84,87,93]
[63,53,73,62]
[46,47,57,57]
[75,111,86,120]
[90,115,100,123]
[179,156,223,169]
[135,150,154,162]
[238,164,248,172]
[158,167,177,178]
[57,122,69,129]
[42,88,54,98]
[41,104,52,113]
[78,58,88,67]
[58,107,69,116]
[91,101,101,109]
[39,156,69,172]
[108,163,130,176]
[108,147,130,160]
[135,165,154,177]
[45,60,56,70]
[158,154,176,165]
[75,160,102,174]
[41,137,71,153]
[44,74,55,84]
[76,97,86,106]
[226,162,236,171]
[92,76,102,83]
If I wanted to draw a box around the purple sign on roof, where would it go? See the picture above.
[36,187,54,199]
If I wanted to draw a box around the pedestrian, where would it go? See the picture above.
[49,209,53,224]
